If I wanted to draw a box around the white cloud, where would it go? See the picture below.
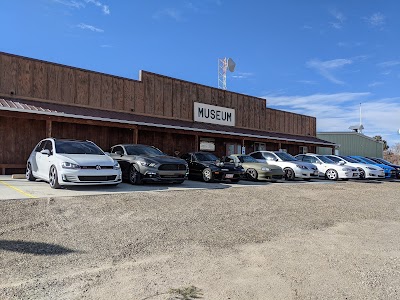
[368,81,384,87]
[364,12,385,28]
[262,92,400,146]
[52,0,110,14]
[153,8,183,21]
[330,10,345,29]
[307,58,352,84]
[298,80,317,85]
[377,61,400,68]
[231,72,254,79]
[77,23,104,32]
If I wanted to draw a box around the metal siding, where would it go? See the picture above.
[316,133,383,157]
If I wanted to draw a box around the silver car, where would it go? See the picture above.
[26,138,122,189]
[110,144,188,184]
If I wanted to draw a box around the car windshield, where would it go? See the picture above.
[347,156,365,163]
[125,145,164,156]
[316,155,334,163]
[275,152,297,161]
[55,140,104,155]
[339,156,358,163]
[195,153,218,161]
[238,155,258,163]
[327,156,341,163]
[360,157,378,164]
[377,158,391,164]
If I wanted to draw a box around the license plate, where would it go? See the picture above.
[225,174,234,179]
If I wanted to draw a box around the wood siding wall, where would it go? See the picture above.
[0,52,316,136]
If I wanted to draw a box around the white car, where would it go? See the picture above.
[295,153,359,180]
[26,138,122,189]
[324,155,385,180]
[249,151,319,180]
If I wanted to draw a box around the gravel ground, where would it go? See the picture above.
[1,180,400,300]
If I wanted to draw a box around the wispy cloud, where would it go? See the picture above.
[100,44,112,48]
[377,60,400,68]
[231,72,254,79]
[52,0,110,15]
[337,41,364,48]
[368,81,384,87]
[364,12,385,28]
[330,10,345,29]
[298,80,317,85]
[77,23,104,32]
[262,92,400,145]
[153,8,183,21]
[307,58,352,84]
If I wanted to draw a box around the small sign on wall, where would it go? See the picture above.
[241,147,246,154]
[194,102,235,127]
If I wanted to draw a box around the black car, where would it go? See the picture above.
[181,152,245,183]
[110,144,188,184]
[367,157,400,179]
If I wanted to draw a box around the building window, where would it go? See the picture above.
[299,146,308,154]
[254,142,266,151]
[199,138,215,151]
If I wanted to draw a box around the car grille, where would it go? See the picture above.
[80,166,113,169]
[158,164,187,171]
[272,175,283,179]
[78,175,117,181]
[160,175,185,179]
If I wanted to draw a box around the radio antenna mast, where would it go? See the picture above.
[218,57,236,90]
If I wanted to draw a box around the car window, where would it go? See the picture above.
[250,152,263,159]
[43,140,53,154]
[55,140,104,155]
[303,156,317,163]
[181,153,190,161]
[194,153,218,161]
[275,152,297,161]
[262,152,277,160]
[35,140,46,152]
[326,156,341,163]
[238,155,258,163]
[360,157,378,164]
[317,155,334,163]
[296,155,305,161]
[125,145,164,156]
[111,146,124,154]
[224,156,234,163]
[340,156,357,163]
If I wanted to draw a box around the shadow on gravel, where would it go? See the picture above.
[0,240,76,256]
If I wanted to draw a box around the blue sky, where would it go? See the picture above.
[2,0,400,147]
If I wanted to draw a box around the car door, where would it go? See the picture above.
[303,156,323,175]
[190,154,204,177]
[37,140,54,180]
[31,140,46,177]
[110,146,129,176]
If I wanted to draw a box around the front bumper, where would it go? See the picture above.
[258,169,284,181]
[59,168,122,185]
[294,168,318,179]
[337,170,360,179]
[141,169,187,183]
[213,170,243,181]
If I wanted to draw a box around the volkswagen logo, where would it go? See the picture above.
[96,165,101,170]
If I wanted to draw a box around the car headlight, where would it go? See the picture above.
[140,161,158,168]
[261,167,270,171]
[61,162,80,169]
[113,161,121,170]
[296,164,308,169]
[342,167,352,171]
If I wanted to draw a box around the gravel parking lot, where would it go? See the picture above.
[1,179,400,299]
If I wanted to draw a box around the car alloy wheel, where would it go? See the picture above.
[246,168,258,181]
[202,168,214,183]
[26,163,36,181]
[129,164,142,185]
[284,167,295,181]
[49,166,61,189]
[359,169,366,180]
[325,169,338,180]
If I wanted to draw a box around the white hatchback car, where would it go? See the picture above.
[295,153,359,180]
[249,151,319,180]
[26,138,122,189]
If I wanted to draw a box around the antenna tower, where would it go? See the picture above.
[218,57,236,90]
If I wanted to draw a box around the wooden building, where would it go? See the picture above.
[0,52,335,174]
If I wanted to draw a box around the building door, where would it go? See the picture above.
[226,143,241,156]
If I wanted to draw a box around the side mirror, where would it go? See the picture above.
[338,160,346,165]
[115,151,123,156]
[40,149,50,156]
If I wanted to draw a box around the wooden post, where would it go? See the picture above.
[133,126,139,144]
[194,135,199,151]
[46,119,52,137]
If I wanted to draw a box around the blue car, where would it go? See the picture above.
[347,156,396,178]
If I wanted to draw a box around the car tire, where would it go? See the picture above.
[246,168,258,181]
[26,163,36,181]
[129,164,142,185]
[359,169,366,180]
[49,165,61,189]
[325,169,338,180]
[284,167,295,181]
[202,168,214,183]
